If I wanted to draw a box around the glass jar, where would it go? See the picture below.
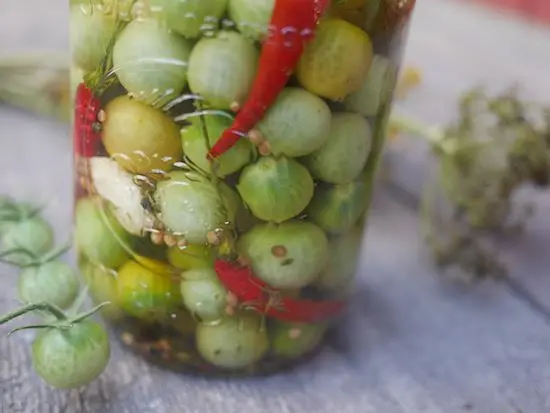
[71,0,416,376]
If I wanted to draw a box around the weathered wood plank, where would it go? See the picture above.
[1,1,550,412]
[1,108,550,412]
[389,0,550,195]
[386,0,550,309]
[501,190,550,312]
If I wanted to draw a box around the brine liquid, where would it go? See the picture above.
[72,0,415,376]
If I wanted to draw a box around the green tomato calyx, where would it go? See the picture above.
[0,196,44,223]
[0,301,111,337]
[0,241,71,269]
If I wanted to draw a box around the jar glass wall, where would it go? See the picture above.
[71,0,416,376]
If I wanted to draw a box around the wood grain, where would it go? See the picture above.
[387,0,550,312]
[1,1,550,412]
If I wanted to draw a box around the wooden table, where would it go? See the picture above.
[1,1,550,412]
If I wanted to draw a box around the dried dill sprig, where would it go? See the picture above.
[390,86,550,282]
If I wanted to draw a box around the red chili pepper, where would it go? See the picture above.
[214,259,345,324]
[207,0,330,159]
[214,259,269,304]
[74,83,102,158]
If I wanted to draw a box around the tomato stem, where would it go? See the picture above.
[0,302,68,326]
[67,301,111,325]
[67,285,90,315]
[7,324,53,337]
[0,247,38,266]
[36,241,72,266]
[389,113,456,155]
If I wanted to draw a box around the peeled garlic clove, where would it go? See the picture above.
[89,157,155,236]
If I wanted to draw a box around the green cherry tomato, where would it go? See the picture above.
[18,261,79,309]
[154,171,237,244]
[75,197,132,269]
[102,0,134,20]
[116,257,181,321]
[81,261,125,321]
[0,216,54,266]
[148,0,229,39]
[31,320,110,389]
[102,95,183,174]
[181,114,253,178]
[256,87,332,158]
[237,156,314,223]
[270,321,327,358]
[301,112,372,184]
[70,4,118,73]
[314,227,364,297]
[237,220,328,289]
[167,243,215,270]
[228,0,275,41]
[113,18,193,106]
[344,54,397,117]
[196,313,269,369]
[187,31,259,110]
[180,267,227,321]
[296,18,373,101]
[306,179,370,235]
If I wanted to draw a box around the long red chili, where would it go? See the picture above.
[74,83,102,158]
[214,259,345,324]
[207,0,330,159]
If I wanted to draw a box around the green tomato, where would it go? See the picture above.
[328,0,380,30]
[32,321,110,389]
[102,95,183,174]
[296,18,373,101]
[18,261,79,309]
[256,87,332,158]
[180,267,227,321]
[181,114,253,178]
[344,55,396,117]
[158,307,197,336]
[301,112,372,184]
[306,180,370,234]
[70,4,118,73]
[187,31,259,110]
[196,313,269,369]
[154,171,237,244]
[270,321,327,358]
[102,0,134,20]
[0,217,54,266]
[228,0,274,41]
[116,257,181,321]
[75,197,132,269]
[237,156,314,223]
[314,227,364,297]
[81,261,125,321]
[148,0,228,39]
[167,243,215,270]
[237,220,328,289]
[113,18,193,106]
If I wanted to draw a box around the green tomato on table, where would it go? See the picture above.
[32,320,110,389]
